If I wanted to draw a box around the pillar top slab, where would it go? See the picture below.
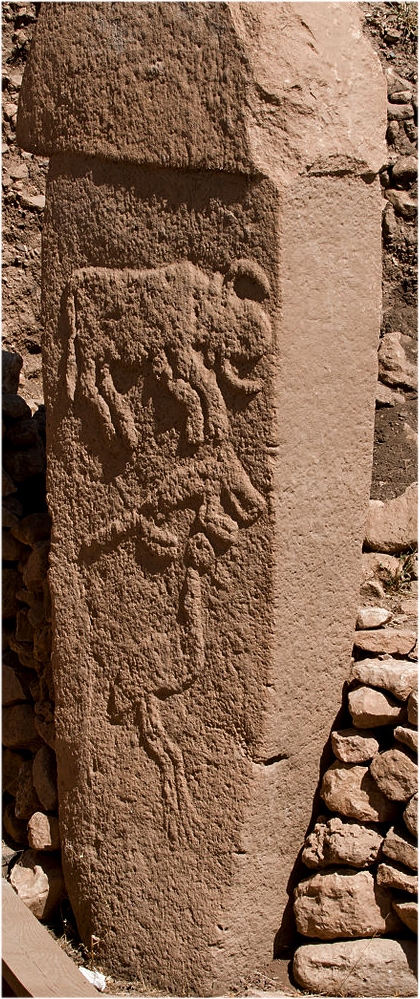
[18,1,386,183]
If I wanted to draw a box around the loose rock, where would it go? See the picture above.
[2,665,27,706]
[22,541,50,594]
[355,606,392,629]
[395,724,418,754]
[331,727,379,763]
[382,825,418,871]
[2,703,40,750]
[14,759,42,820]
[350,657,418,701]
[320,762,398,823]
[294,869,398,939]
[385,189,418,220]
[370,746,417,802]
[9,848,65,920]
[404,793,418,837]
[27,812,60,851]
[391,154,418,186]
[392,900,417,934]
[2,350,22,394]
[348,685,406,728]
[32,744,58,812]
[3,800,28,846]
[293,938,418,997]
[302,815,383,869]
[378,335,417,392]
[353,628,416,656]
[3,747,27,796]
[377,861,418,895]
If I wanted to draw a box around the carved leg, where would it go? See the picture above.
[152,350,204,445]
[97,362,138,449]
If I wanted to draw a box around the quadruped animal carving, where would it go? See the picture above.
[62,258,272,843]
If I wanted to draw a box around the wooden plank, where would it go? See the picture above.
[2,880,98,997]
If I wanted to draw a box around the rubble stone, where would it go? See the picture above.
[348,685,406,727]
[370,746,418,802]
[355,606,391,629]
[320,762,398,823]
[9,848,65,920]
[2,703,40,750]
[302,816,383,869]
[382,825,418,871]
[32,744,58,812]
[2,350,22,394]
[350,656,418,701]
[395,724,418,754]
[365,482,418,553]
[14,759,42,820]
[293,938,418,997]
[377,861,417,895]
[404,793,418,837]
[392,900,417,934]
[28,811,60,851]
[408,688,418,725]
[330,727,379,763]
[294,869,399,939]
[353,628,416,655]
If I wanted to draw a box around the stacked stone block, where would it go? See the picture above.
[2,350,64,919]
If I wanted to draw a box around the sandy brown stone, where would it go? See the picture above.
[370,746,418,802]
[9,848,65,920]
[11,512,52,545]
[330,727,379,763]
[302,816,383,869]
[353,627,416,655]
[365,481,418,553]
[395,724,418,754]
[17,2,386,990]
[320,762,398,823]
[348,685,406,727]
[392,900,418,934]
[2,529,26,562]
[2,350,22,394]
[32,744,58,813]
[2,747,27,796]
[21,540,50,593]
[404,793,418,837]
[350,656,417,701]
[408,688,418,725]
[2,703,40,750]
[383,825,418,871]
[377,861,418,895]
[356,606,391,629]
[294,869,398,939]
[27,811,60,851]
[293,939,418,997]
[2,664,27,705]
[2,800,28,846]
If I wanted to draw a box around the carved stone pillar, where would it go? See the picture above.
[18,3,386,993]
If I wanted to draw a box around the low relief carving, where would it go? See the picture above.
[62,259,271,844]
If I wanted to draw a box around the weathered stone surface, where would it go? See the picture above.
[14,759,42,820]
[404,793,418,837]
[294,869,398,939]
[11,511,52,546]
[365,482,418,553]
[355,606,391,629]
[370,747,418,802]
[391,154,418,186]
[16,608,35,643]
[353,627,416,655]
[2,703,40,750]
[28,812,60,851]
[293,939,418,997]
[21,541,50,594]
[408,688,418,725]
[383,825,418,871]
[392,900,418,934]
[350,656,418,701]
[2,665,27,706]
[2,350,22,394]
[385,189,418,221]
[320,762,398,823]
[395,724,418,754]
[32,744,58,813]
[17,2,386,990]
[302,816,382,869]
[9,849,65,921]
[331,727,379,763]
[348,685,406,727]
[377,861,418,895]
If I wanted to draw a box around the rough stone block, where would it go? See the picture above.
[293,869,399,939]
[302,816,383,869]
[2,350,23,394]
[17,2,385,991]
[32,744,58,813]
[392,900,418,934]
[353,628,417,656]
[365,482,418,553]
[2,703,40,751]
[293,939,418,997]
[377,861,418,895]
[404,793,418,837]
[382,825,418,871]
[28,811,60,851]
[9,848,65,921]
[350,656,418,701]
[348,685,406,727]
[14,759,42,820]
[395,724,418,754]
[408,688,418,725]
[370,746,418,802]
[330,727,379,763]
[320,761,398,823]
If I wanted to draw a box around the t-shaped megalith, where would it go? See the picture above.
[17,3,386,994]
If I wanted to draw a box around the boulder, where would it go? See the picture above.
[32,744,58,812]
[392,900,417,934]
[404,793,418,837]
[330,727,379,763]
[383,825,418,871]
[353,628,416,656]
[293,938,418,997]
[302,816,383,869]
[348,685,406,728]
[28,812,60,851]
[364,482,418,554]
[370,746,418,802]
[320,762,398,823]
[293,869,399,939]
[350,657,418,701]
[377,861,417,895]
[9,849,65,920]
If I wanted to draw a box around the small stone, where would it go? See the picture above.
[350,657,418,701]
[348,685,406,728]
[385,188,418,220]
[2,393,31,420]
[3,747,27,795]
[361,551,401,582]
[19,192,45,211]
[386,119,400,144]
[375,380,404,406]
[382,825,418,871]
[32,744,58,812]
[28,812,60,851]
[395,725,418,754]
[3,801,29,846]
[11,511,52,545]
[389,90,414,104]
[9,849,65,921]
[2,703,40,750]
[320,762,398,823]
[355,606,392,629]
[302,816,383,869]
[2,529,26,562]
[353,628,416,656]
[392,900,417,934]
[370,747,417,802]
[293,869,398,939]
[377,861,417,895]
[15,760,42,820]
[2,665,27,705]
[293,939,418,997]
[404,794,418,837]
[391,154,418,185]
[331,727,379,763]
[387,102,414,120]
[22,541,50,593]
[378,335,417,393]
[8,162,29,180]
[408,688,418,725]
[2,351,23,393]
